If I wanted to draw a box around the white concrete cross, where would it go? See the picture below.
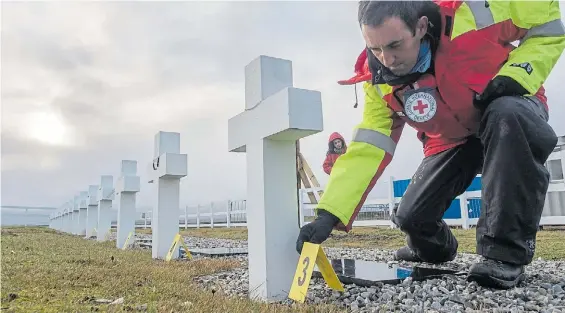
[97,175,114,241]
[72,194,80,235]
[115,160,140,249]
[147,131,187,259]
[78,191,88,236]
[60,207,66,232]
[86,185,99,238]
[228,55,323,301]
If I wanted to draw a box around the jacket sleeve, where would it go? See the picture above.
[496,0,565,94]
[323,154,333,175]
[316,82,405,231]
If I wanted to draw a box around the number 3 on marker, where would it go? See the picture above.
[297,256,310,286]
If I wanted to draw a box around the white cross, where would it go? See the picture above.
[97,175,114,241]
[86,184,99,238]
[228,55,323,301]
[115,160,140,249]
[72,194,80,235]
[77,191,88,236]
[147,131,187,260]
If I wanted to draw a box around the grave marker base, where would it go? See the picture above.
[187,247,248,257]
[313,259,464,287]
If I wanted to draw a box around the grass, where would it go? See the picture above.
[1,227,342,313]
[175,226,565,260]
[3,226,564,312]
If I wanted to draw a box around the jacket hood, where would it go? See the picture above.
[329,132,345,142]
[328,132,346,152]
[337,49,372,86]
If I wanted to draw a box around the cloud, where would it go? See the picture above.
[1,1,564,213]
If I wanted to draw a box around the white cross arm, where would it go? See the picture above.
[146,153,187,182]
[73,195,80,212]
[116,176,141,193]
[97,175,114,201]
[88,185,99,205]
[228,87,323,152]
[79,191,88,209]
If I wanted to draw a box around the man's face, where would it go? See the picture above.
[333,139,343,149]
[362,16,428,76]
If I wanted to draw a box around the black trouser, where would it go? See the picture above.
[392,95,558,265]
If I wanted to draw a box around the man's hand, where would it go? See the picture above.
[296,209,340,253]
[474,75,529,112]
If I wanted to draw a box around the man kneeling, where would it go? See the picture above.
[296,0,564,289]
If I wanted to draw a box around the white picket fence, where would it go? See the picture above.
[299,178,565,230]
[138,199,248,229]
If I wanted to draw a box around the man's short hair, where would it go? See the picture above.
[358,1,437,32]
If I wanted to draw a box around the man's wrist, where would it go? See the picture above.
[316,209,340,226]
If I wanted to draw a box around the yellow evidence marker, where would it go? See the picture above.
[165,233,193,261]
[288,242,344,303]
[122,231,135,250]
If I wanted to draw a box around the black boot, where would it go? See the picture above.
[394,246,457,263]
[393,246,422,262]
[467,258,525,289]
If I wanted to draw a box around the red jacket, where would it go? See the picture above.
[323,132,347,174]
[338,1,559,157]
[316,0,565,232]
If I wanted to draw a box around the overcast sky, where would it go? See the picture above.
[2,1,565,212]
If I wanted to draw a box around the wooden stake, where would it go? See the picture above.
[296,140,323,204]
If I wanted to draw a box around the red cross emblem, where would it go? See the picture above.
[404,92,437,123]
[413,100,429,115]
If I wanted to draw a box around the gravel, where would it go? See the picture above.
[132,233,247,249]
[129,234,565,312]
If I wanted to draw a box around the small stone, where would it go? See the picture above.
[551,285,563,295]
[431,301,442,310]
[402,277,413,286]
[541,283,553,290]
[525,303,540,311]
[135,304,148,311]
[449,294,464,304]
[110,298,124,305]
[439,296,449,305]
[398,292,407,301]
[382,292,393,301]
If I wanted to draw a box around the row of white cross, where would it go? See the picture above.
[48,160,141,250]
[49,55,324,302]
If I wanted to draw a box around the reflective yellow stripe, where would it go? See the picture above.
[465,0,494,29]
[352,128,396,156]
[452,1,511,40]
[451,3,476,40]
[521,19,565,44]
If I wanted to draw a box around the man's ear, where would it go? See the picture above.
[415,16,428,39]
